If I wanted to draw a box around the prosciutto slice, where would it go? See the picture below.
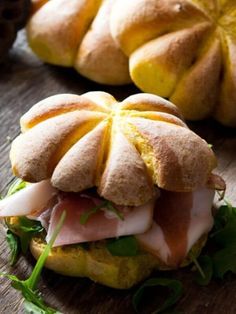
[46,193,155,247]
[0,178,214,266]
[136,188,214,267]
[0,180,57,217]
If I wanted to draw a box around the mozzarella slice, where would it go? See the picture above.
[46,194,155,247]
[136,188,214,267]
[0,180,57,217]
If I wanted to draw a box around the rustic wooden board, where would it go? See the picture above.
[0,31,236,314]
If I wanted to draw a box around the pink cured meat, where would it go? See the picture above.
[137,187,214,266]
[46,193,155,247]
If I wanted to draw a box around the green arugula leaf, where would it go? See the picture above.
[212,205,229,233]
[17,217,44,253]
[79,202,104,225]
[106,236,139,256]
[6,216,44,254]
[106,202,124,221]
[20,233,32,254]
[6,179,27,196]
[208,203,236,279]
[211,205,236,247]
[24,300,61,314]
[133,278,183,314]
[0,273,57,313]
[194,255,213,286]
[212,204,235,232]
[18,216,44,233]
[0,211,66,313]
[6,230,20,266]
[12,280,57,313]
[26,211,66,290]
[212,245,236,279]
[189,252,206,281]
[80,200,124,225]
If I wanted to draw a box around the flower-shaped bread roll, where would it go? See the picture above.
[10,92,216,206]
[111,0,236,126]
[27,0,236,126]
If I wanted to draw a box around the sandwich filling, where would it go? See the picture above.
[0,179,216,267]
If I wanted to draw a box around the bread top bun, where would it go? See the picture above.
[10,92,216,206]
[110,0,236,126]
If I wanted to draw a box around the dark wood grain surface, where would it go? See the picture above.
[0,31,236,314]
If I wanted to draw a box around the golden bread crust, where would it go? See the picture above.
[27,0,101,66]
[52,121,108,192]
[111,0,236,126]
[74,0,131,85]
[98,130,155,205]
[27,0,236,125]
[125,118,216,192]
[110,0,207,55]
[30,237,158,289]
[20,93,110,132]
[10,92,216,205]
[27,0,130,85]
[11,110,106,182]
[30,235,206,289]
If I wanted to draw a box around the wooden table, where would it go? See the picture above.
[0,31,236,314]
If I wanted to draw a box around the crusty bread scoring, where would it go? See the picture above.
[110,0,236,126]
[27,0,131,85]
[10,92,216,206]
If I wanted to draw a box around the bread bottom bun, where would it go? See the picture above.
[30,235,207,289]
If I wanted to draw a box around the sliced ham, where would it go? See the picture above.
[0,177,215,268]
[46,193,155,247]
[136,188,214,267]
[187,188,215,251]
[137,222,171,263]
[0,180,57,217]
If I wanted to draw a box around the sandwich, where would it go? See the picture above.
[0,92,224,289]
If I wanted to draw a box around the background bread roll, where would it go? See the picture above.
[27,0,236,126]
